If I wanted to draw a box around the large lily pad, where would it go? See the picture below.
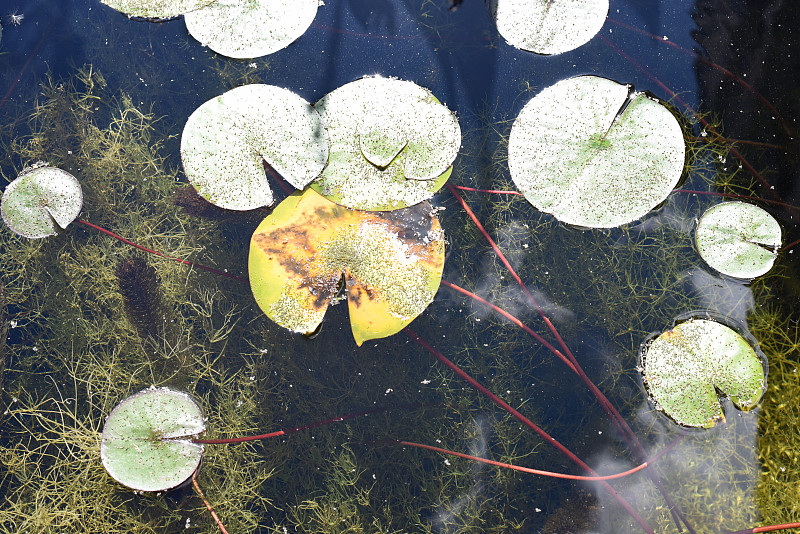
[101,0,214,18]
[312,76,461,211]
[185,0,319,59]
[490,0,609,55]
[695,201,782,279]
[508,75,685,228]
[1,165,83,239]
[181,84,329,210]
[101,387,205,492]
[641,319,765,428]
[249,188,445,346]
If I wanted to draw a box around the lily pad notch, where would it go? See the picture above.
[640,318,766,428]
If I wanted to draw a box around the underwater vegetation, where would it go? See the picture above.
[0,3,799,533]
[0,63,797,533]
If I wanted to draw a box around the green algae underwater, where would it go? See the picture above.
[0,57,799,534]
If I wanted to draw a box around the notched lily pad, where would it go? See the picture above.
[508,75,685,228]
[490,0,609,55]
[695,201,782,279]
[185,0,319,59]
[248,188,445,346]
[312,76,461,211]
[101,387,205,492]
[101,0,214,18]
[641,319,765,428]
[1,165,83,239]
[181,84,329,211]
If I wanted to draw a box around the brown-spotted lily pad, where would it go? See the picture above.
[248,188,445,345]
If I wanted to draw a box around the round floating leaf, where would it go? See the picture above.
[490,0,609,55]
[101,0,214,18]
[249,188,445,346]
[185,0,318,59]
[508,75,685,228]
[312,76,461,211]
[1,166,83,239]
[181,84,329,210]
[101,387,205,492]
[695,201,782,279]
[642,319,765,428]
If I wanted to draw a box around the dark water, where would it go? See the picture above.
[0,1,799,533]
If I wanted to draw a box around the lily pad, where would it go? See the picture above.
[101,0,214,18]
[641,319,765,428]
[312,76,461,211]
[490,0,609,55]
[185,0,319,59]
[181,84,329,210]
[101,387,205,492]
[249,188,445,346]
[1,165,83,239]
[508,75,685,228]
[695,201,782,279]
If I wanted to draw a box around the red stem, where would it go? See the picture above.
[399,433,683,482]
[192,470,230,534]
[727,523,800,534]
[452,185,523,195]
[399,440,649,481]
[76,219,248,283]
[192,404,405,444]
[440,279,577,374]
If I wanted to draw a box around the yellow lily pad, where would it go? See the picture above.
[248,188,445,346]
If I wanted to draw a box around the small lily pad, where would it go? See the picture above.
[508,75,685,228]
[101,387,205,492]
[185,0,319,59]
[312,76,461,211]
[490,0,609,55]
[101,0,214,18]
[249,188,445,346]
[1,165,83,239]
[641,319,765,428]
[695,201,782,279]
[181,84,329,210]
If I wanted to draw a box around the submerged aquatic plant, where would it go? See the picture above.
[1,0,799,528]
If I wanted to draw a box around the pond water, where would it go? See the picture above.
[1,0,799,533]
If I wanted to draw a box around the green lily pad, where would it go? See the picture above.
[695,201,782,279]
[311,76,461,211]
[490,0,609,55]
[249,188,445,346]
[185,0,319,59]
[641,319,765,428]
[1,165,83,239]
[180,84,329,210]
[508,75,685,228]
[101,387,205,492]
[101,0,214,18]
